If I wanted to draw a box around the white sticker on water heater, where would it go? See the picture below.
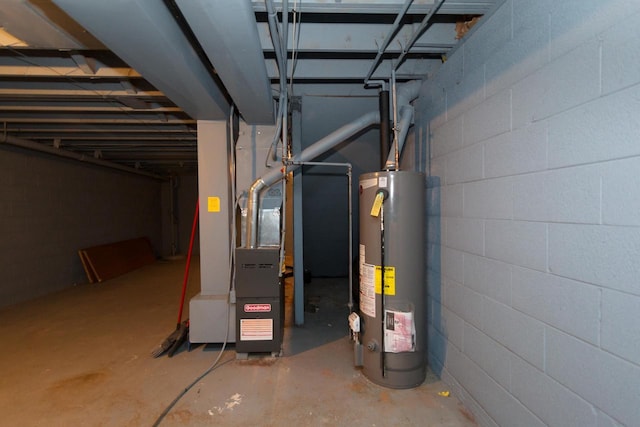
[384,310,416,353]
[378,176,387,188]
[360,178,377,189]
[360,263,376,318]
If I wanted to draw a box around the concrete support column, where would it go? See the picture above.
[189,119,235,343]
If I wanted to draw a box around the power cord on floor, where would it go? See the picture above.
[151,351,233,427]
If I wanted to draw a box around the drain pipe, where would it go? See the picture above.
[246,110,380,248]
[1,134,164,180]
[385,80,421,170]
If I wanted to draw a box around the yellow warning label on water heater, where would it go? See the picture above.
[370,192,384,217]
[374,266,396,295]
[208,196,221,212]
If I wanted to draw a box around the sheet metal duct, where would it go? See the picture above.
[52,0,229,120]
[175,0,274,124]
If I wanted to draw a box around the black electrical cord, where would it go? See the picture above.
[151,355,234,427]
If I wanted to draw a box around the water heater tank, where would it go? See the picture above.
[358,171,425,389]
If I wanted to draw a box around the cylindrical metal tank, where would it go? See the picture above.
[358,171,425,389]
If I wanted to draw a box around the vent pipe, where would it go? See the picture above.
[379,89,391,169]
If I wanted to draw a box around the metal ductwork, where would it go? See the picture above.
[174,0,274,124]
[245,80,421,249]
[52,0,229,121]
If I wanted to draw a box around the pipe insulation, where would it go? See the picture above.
[1,134,164,180]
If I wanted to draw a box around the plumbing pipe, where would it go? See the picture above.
[246,109,380,248]
[394,0,445,70]
[379,89,391,169]
[1,134,164,180]
[385,105,414,170]
[391,69,399,170]
[364,0,414,83]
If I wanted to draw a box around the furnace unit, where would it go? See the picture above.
[235,247,284,357]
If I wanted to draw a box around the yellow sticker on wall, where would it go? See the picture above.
[374,266,395,295]
[207,196,221,212]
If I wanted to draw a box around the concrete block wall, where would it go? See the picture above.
[418,1,640,426]
[0,148,162,308]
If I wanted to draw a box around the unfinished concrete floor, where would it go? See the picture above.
[0,257,476,426]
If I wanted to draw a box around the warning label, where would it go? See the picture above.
[360,263,376,318]
[240,318,273,341]
[375,266,396,295]
[384,310,415,353]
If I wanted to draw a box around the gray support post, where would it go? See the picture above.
[291,97,305,326]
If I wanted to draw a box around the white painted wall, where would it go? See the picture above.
[417,1,640,425]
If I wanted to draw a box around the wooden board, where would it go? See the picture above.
[79,237,156,283]
[78,249,97,284]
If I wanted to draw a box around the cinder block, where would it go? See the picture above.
[431,115,464,159]
[549,0,637,60]
[463,253,512,306]
[447,64,485,123]
[464,323,511,389]
[485,219,547,271]
[463,89,511,146]
[442,246,465,285]
[445,144,484,184]
[602,289,640,366]
[441,304,465,351]
[484,122,548,178]
[444,217,484,256]
[548,86,640,168]
[512,266,600,345]
[512,40,600,128]
[463,3,512,79]
[427,323,446,373]
[601,9,640,94]
[443,278,484,329]
[511,355,597,427]
[546,328,640,426]
[549,223,640,296]
[482,297,545,369]
[453,347,546,427]
[441,367,500,427]
[602,157,640,226]
[441,183,464,218]
[513,164,601,224]
[597,410,625,427]
[463,176,513,220]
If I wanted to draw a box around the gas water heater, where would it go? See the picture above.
[352,170,425,389]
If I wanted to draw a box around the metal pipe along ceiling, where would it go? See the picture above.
[1,134,164,180]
